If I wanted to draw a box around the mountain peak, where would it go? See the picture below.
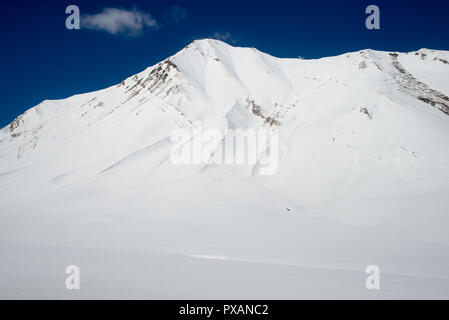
[179,38,233,55]
[192,38,227,46]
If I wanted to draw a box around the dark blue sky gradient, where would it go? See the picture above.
[1,0,448,127]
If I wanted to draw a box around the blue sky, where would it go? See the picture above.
[1,0,448,127]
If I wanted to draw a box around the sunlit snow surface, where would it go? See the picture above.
[1,40,449,299]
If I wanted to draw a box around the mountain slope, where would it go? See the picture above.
[1,39,449,299]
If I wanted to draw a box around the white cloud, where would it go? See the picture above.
[82,8,157,36]
[211,32,236,43]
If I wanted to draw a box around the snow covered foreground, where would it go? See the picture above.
[1,39,449,299]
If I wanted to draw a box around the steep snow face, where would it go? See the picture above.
[399,49,449,95]
[1,39,449,299]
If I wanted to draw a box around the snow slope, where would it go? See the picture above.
[1,39,449,299]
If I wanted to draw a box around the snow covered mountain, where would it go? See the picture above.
[1,39,449,299]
